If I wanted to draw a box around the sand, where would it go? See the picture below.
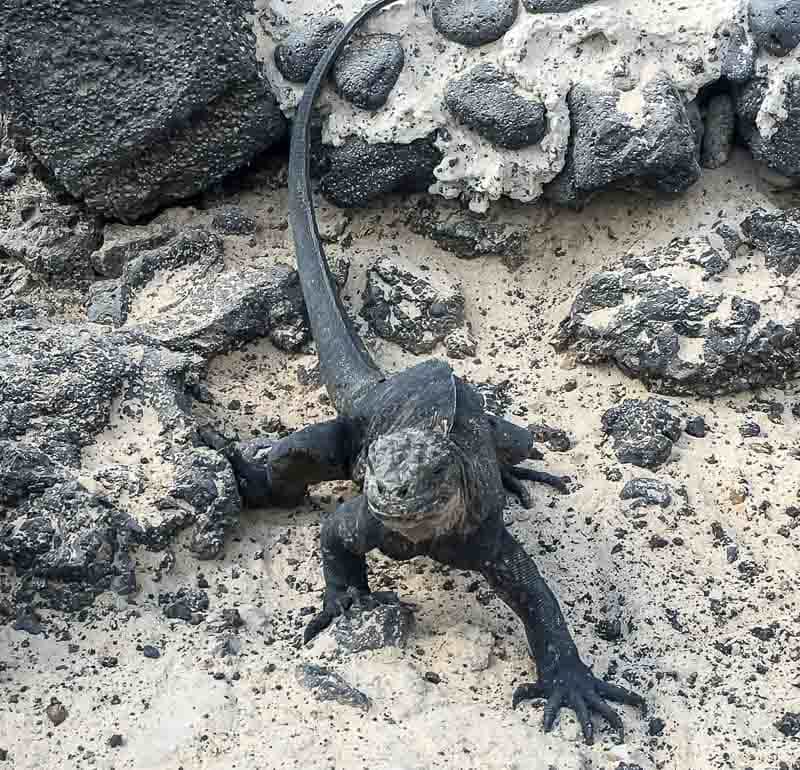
[1,150,799,770]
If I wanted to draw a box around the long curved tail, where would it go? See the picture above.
[288,0,399,414]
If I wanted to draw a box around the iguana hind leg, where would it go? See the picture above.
[487,416,570,505]
[199,417,358,507]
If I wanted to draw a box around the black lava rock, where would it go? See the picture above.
[740,421,762,438]
[749,0,800,56]
[736,75,800,182]
[648,717,666,736]
[296,664,371,710]
[718,23,757,83]
[776,711,800,737]
[444,64,547,150]
[685,416,708,438]
[142,645,161,659]
[3,0,285,222]
[601,399,682,469]
[274,17,343,83]
[523,0,598,10]
[159,588,210,623]
[740,208,800,276]
[431,0,518,47]
[333,34,404,110]
[407,202,530,260]
[545,74,700,208]
[362,254,467,354]
[701,94,735,169]
[620,478,672,507]
[332,602,415,652]
[211,207,256,236]
[320,135,442,207]
[554,229,800,396]
[108,735,124,748]
[529,423,571,452]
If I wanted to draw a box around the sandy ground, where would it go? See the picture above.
[1,150,799,770]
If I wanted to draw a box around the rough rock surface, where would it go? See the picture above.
[361,254,470,355]
[86,226,310,355]
[740,207,800,276]
[554,224,800,395]
[445,65,548,150]
[273,17,344,83]
[407,202,530,262]
[620,478,673,508]
[2,0,286,221]
[296,665,371,710]
[0,482,139,612]
[258,0,748,209]
[601,399,683,469]
[333,34,405,110]
[0,193,102,282]
[430,0,518,47]
[748,0,800,56]
[736,75,800,183]
[319,136,442,208]
[545,73,701,208]
[331,602,415,652]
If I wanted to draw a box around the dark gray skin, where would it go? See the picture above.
[202,0,646,744]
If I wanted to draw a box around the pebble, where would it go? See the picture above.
[445,64,547,150]
[523,0,598,10]
[431,0,518,47]
[46,701,68,726]
[333,34,404,110]
[620,477,672,508]
[108,734,124,748]
[740,421,761,438]
[142,645,161,659]
[685,415,708,438]
[274,17,343,83]
[424,671,442,684]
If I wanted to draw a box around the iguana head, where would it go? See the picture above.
[364,427,464,542]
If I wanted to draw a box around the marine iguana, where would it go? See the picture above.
[202,0,645,744]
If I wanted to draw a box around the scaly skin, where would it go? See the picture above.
[202,0,646,744]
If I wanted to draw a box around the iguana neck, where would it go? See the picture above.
[288,0,398,414]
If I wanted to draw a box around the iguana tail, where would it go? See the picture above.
[288,0,399,414]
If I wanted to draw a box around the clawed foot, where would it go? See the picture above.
[501,464,571,508]
[304,586,403,644]
[513,659,646,744]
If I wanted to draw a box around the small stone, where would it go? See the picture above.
[776,712,800,736]
[108,734,124,748]
[621,478,672,508]
[751,625,776,641]
[274,17,343,83]
[142,645,161,659]
[333,34,404,110]
[649,534,670,549]
[595,618,622,641]
[424,671,442,684]
[445,64,547,150]
[601,399,682,469]
[528,422,571,452]
[648,717,666,736]
[332,601,414,653]
[99,655,118,668]
[296,664,371,710]
[211,207,256,236]
[431,0,518,47]
[740,208,800,277]
[740,422,761,438]
[749,0,800,56]
[46,701,68,726]
[523,0,598,10]
[685,416,708,438]
[0,748,7,761]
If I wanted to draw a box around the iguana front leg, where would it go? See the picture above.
[487,415,570,505]
[477,527,645,744]
[200,418,358,507]
[304,495,404,642]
